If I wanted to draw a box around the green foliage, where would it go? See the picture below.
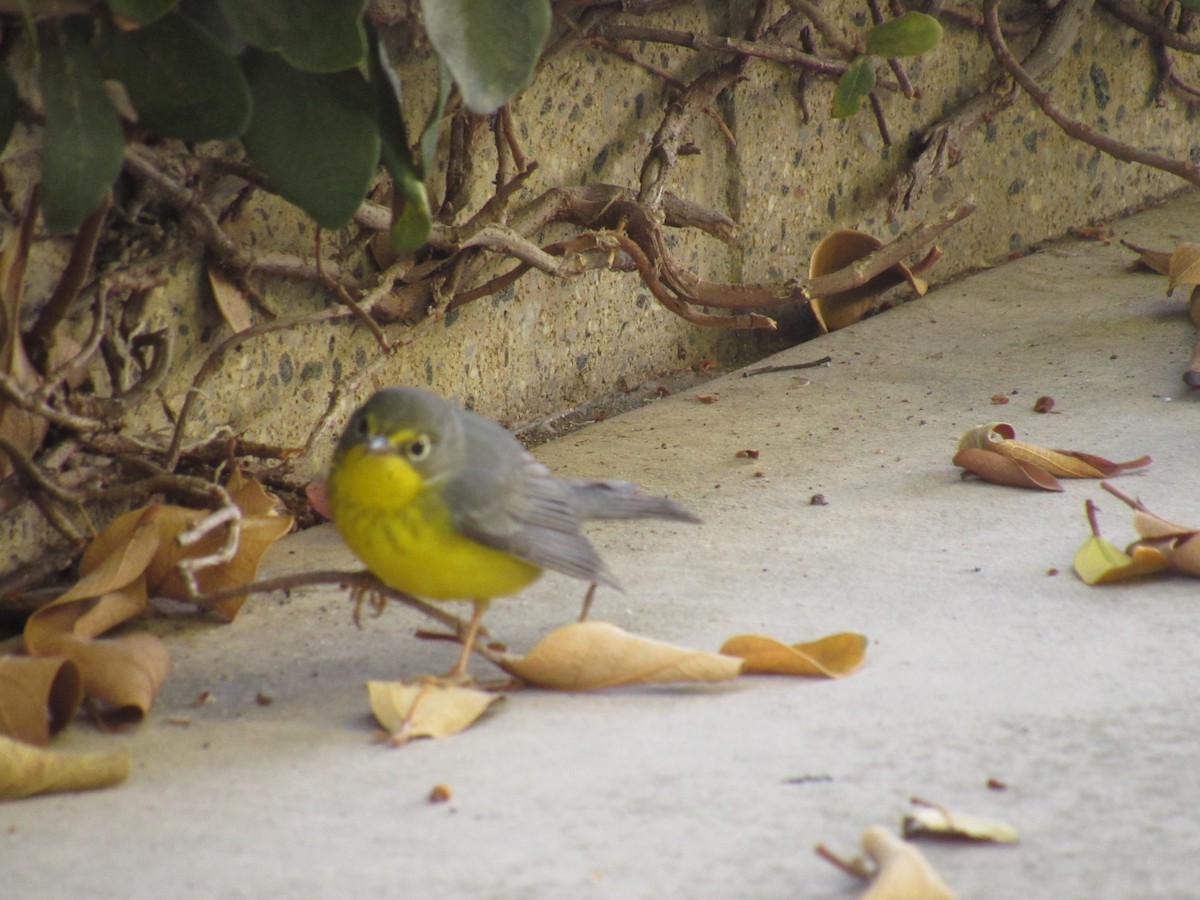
[16,0,546,245]
[37,19,126,235]
[832,56,876,119]
[834,12,943,120]
[864,12,943,58]
[421,0,551,114]
[97,13,251,141]
[217,0,368,73]
[240,51,380,231]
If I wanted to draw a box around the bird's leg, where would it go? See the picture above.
[443,599,487,682]
[577,582,597,622]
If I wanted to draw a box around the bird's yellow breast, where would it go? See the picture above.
[328,446,540,600]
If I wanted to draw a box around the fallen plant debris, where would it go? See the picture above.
[720,632,866,677]
[807,229,931,332]
[1073,482,1200,585]
[368,681,503,747]
[1073,499,1168,585]
[1121,240,1200,386]
[741,355,832,378]
[952,422,1151,492]
[901,797,1019,844]
[817,826,956,900]
[0,471,292,747]
[367,621,868,745]
[0,733,131,801]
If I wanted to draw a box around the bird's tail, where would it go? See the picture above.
[566,479,701,523]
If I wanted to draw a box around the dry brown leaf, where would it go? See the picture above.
[720,632,867,677]
[808,230,925,333]
[1131,508,1195,540]
[953,447,1064,492]
[0,733,131,800]
[1121,240,1172,275]
[954,423,1149,489]
[0,657,82,745]
[206,264,254,333]
[1167,243,1200,295]
[0,196,47,481]
[500,622,743,690]
[861,826,956,900]
[367,681,501,745]
[902,806,1020,844]
[21,473,290,732]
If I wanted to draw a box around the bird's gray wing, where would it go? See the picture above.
[441,413,620,589]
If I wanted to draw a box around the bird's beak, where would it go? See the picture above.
[365,434,392,455]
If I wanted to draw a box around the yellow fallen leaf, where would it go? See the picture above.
[861,826,956,900]
[1167,242,1200,294]
[996,441,1151,479]
[1074,535,1167,585]
[720,632,867,677]
[500,621,743,690]
[0,734,131,800]
[902,806,1020,844]
[0,657,82,745]
[367,681,501,745]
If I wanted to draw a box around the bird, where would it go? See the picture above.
[327,386,700,680]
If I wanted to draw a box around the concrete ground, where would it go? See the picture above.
[5,194,1200,898]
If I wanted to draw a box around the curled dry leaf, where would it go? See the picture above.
[902,805,1020,844]
[954,423,1150,491]
[0,196,48,482]
[367,681,501,745]
[15,472,292,732]
[0,733,131,800]
[720,632,867,677]
[952,447,1063,492]
[499,621,742,690]
[0,656,83,745]
[1120,239,1172,275]
[808,229,927,333]
[861,826,956,900]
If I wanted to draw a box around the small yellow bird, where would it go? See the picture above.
[327,386,700,678]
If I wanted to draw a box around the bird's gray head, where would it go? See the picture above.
[334,386,464,479]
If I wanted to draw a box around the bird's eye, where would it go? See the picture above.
[405,434,432,462]
[354,414,370,438]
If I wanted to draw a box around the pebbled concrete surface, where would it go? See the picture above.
[4,195,1200,898]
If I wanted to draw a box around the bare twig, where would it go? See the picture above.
[984,0,1200,188]
[742,355,832,377]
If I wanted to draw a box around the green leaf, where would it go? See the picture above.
[368,29,416,181]
[832,56,876,119]
[367,30,434,253]
[240,50,379,230]
[864,11,943,58]
[219,0,367,72]
[420,59,451,175]
[105,0,178,26]
[97,13,251,141]
[421,0,550,114]
[0,65,18,156]
[37,19,126,235]
[1181,0,1200,10]
[390,174,431,255]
